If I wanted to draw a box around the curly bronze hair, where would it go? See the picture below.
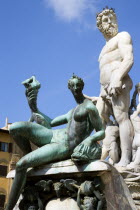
[68,74,84,89]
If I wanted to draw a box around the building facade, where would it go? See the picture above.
[0,123,23,209]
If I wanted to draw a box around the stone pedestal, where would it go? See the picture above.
[7,160,137,210]
[127,181,140,209]
[119,170,140,210]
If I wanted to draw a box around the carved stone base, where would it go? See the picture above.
[126,181,140,209]
[8,160,137,210]
[119,170,140,210]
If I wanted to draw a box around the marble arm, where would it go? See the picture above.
[108,32,133,96]
[113,32,133,82]
[131,104,140,119]
[84,94,99,105]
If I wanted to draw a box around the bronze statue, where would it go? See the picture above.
[22,76,52,128]
[6,75,105,210]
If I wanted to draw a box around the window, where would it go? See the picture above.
[0,194,6,208]
[0,143,8,152]
[0,165,7,177]
[0,142,12,153]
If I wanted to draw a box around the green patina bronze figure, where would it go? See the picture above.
[22,76,52,128]
[6,75,105,210]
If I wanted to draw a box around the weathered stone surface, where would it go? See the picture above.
[7,160,110,178]
[120,170,140,209]
[100,163,137,210]
[7,160,137,210]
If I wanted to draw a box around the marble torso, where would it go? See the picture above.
[99,33,125,86]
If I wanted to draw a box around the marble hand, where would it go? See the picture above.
[108,80,123,97]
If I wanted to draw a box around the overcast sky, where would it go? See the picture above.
[0,0,140,127]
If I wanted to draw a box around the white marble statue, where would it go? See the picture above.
[101,121,120,164]
[127,84,140,171]
[95,7,134,167]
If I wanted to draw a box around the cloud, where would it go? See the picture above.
[44,0,97,23]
